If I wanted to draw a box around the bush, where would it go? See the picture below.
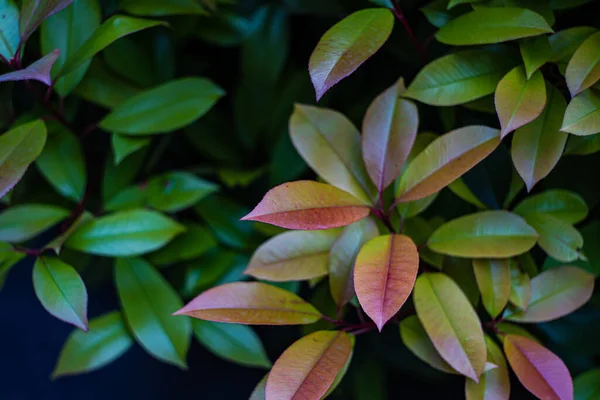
[1,0,600,399]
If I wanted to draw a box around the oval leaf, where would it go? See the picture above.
[354,234,419,331]
[525,213,584,262]
[329,218,379,307]
[513,189,588,224]
[561,89,600,136]
[574,369,600,400]
[395,126,500,202]
[0,120,47,198]
[174,282,322,325]
[0,204,69,243]
[504,334,573,400]
[115,257,191,368]
[33,257,88,331]
[266,330,352,400]
[495,66,546,137]
[290,104,375,204]
[436,7,552,46]
[193,320,271,369]
[413,273,487,381]
[428,211,538,258]
[512,84,568,191]
[362,78,418,191]
[465,336,511,400]
[241,181,370,230]
[404,49,518,106]
[473,259,512,319]
[309,8,393,100]
[245,229,340,282]
[65,209,185,256]
[52,312,133,378]
[505,266,594,323]
[509,263,531,311]
[565,31,600,97]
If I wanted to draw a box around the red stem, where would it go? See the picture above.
[391,0,427,64]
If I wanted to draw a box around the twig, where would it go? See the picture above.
[391,0,427,64]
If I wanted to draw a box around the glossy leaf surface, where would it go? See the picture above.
[561,89,600,136]
[513,189,588,224]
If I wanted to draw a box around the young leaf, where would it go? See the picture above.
[513,189,588,224]
[19,0,74,42]
[520,36,552,79]
[115,257,191,368]
[52,312,133,378]
[174,282,322,325]
[245,229,340,282]
[525,213,583,262]
[404,48,518,106]
[465,336,511,400]
[99,78,224,135]
[266,331,352,399]
[565,31,600,97]
[119,0,207,16]
[0,0,19,60]
[428,211,538,258]
[561,89,600,136]
[0,120,47,198]
[329,218,379,307]
[241,181,370,230]
[509,264,531,310]
[193,320,270,369]
[362,78,418,192]
[505,266,594,323]
[290,104,375,204]
[35,124,86,202]
[495,66,546,137]
[0,204,69,243]
[354,234,419,331]
[309,8,393,100]
[33,257,87,331]
[0,49,60,85]
[111,134,150,165]
[413,273,487,381]
[40,0,101,96]
[399,315,457,374]
[473,259,511,319]
[146,171,218,213]
[504,335,573,400]
[436,7,552,46]
[148,223,216,266]
[512,84,568,190]
[59,15,166,76]
[395,126,501,202]
[574,369,600,400]
[65,209,185,256]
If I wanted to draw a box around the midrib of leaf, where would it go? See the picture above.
[565,102,600,129]
[509,338,561,398]
[378,236,395,321]
[204,307,320,317]
[576,52,600,92]
[525,90,554,182]
[251,205,367,219]
[291,333,342,397]
[78,223,176,240]
[259,251,329,269]
[504,76,531,131]
[40,258,84,326]
[526,280,584,311]
[0,127,35,165]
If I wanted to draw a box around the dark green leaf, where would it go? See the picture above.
[146,171,218,213]
[148,223,217,266]
[111,134,150,165]
[0,204,69,242]
[520,35,552,79]
[119,0,207,16]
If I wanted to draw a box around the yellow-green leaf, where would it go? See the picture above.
[465,336,510,400]
[513,189,588,224]
[509,263,531,310]
[574,369,600,400]
[525,213,584,262]
[565,31,600,97]
[473,259,511,319]
[561,89,600,136]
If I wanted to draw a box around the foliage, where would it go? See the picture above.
[1,0,600,399]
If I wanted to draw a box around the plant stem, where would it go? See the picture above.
[391,0,427,64]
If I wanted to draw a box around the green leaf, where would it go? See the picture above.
[193,320,270,368]
[146,171,218,213]
[513,189,588,224]
[505,266,594,322]
[290,104,375,204]
[574,369,600,400]
[103,37,154,88]
[561,89,600,136]
[448,0,482,9]
[566,31,600,97]
[249,375,268,400]
[119,0,207,16]
[308,8,394,100]
[52,311,133,378]
[404,48,518,106]
[99,78,224,135]
[0,242,24,291]
[111,134,150,165]
[399,315,457,374]
[421,0,464,29]
[523,213,584,262]
[0,204,69,243]
[448,179,487,209]
[565,133,600,155]
[59,15,166,76]
[75,60,140,109]
[465,336,511,400]
[148,223,216,266]
[0,0,20,60]
[473,259,511,318]
[19,0,74,43]
[511,84,568,190]
[549,27,597,63]
[436,7,552,46]
[495,66,546,137]
[520,35,552,78]
[403,216,444,269]
[45,211,93,255]
[115,257,191,368]
[102,139,146,203]
[413,273,487,381]
[35,124,86,202]
[65,209,184,256]
[509,263,531,310]
[40,0,101,96]
[33,257,88,330]
[396,126,500,202]
[444,257,480,308]
[496,322,539,343]
[428,211,538,258]
[0,120,47,198]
